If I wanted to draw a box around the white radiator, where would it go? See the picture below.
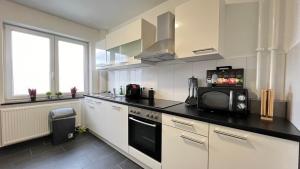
[0,101,81,146]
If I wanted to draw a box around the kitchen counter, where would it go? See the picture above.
[85,95,300,141]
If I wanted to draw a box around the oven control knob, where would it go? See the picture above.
[154,116,158,119]
[146,114,150,117]
[150,115,154,118]
[136,111,140,114]
[237,103,246,110]
[238,95,246,101]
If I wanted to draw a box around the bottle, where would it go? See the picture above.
[148,88,155,100]
[119,86,124,95]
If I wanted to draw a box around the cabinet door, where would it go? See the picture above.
[162,125,208,169]
[209,125,299,169]
[175,0,222,58]
[94,100,107,137]
[85,99,97,132]
[106,102,129,152]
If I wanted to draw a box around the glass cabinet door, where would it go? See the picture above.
[120,40,142,63]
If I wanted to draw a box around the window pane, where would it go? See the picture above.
[11,31,50,95]
[58,40,85,93]
[96,48,107,66]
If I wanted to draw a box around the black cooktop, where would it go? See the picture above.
[125,98,182,109]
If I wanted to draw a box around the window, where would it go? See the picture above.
[4,24,88,99]
[57,38,86,93]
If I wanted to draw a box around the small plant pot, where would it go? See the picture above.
[71,93,76,98]
[30,97,36,102]
[47,96,51,100]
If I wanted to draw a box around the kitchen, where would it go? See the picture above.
[0,0,299,169]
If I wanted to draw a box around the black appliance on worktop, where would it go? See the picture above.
[197,87,248,115]
[197,66,249,116]
[126,84,141,99]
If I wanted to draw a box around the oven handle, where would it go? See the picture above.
[129,117,157,128]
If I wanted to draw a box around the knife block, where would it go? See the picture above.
[260,89,274,121]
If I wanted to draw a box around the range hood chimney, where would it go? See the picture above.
[135,12,175,63]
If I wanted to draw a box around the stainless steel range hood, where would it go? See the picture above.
[135,12,175,63]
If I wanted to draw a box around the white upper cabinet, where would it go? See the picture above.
[209,124,299,169]
[175,0,225,61]
[103,19,156,69]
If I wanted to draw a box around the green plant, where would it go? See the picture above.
[76,126,87,134]
[55,92,62,97]
[46,92,52,96]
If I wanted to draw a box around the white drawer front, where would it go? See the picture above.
[162,114,208,137]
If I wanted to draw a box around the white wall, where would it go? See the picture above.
[284,0,300,129]
[108,56,257,102]
[0,0,106,103]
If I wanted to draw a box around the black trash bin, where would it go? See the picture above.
[49,108,76,145]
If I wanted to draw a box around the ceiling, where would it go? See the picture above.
[11,0,167,30]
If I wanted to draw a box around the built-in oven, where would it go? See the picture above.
[128,107,161,162]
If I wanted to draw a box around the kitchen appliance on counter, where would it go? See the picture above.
[197,87,248,115]
[128,106,162,162]
[185,76,198,106]
[126,84,141,99]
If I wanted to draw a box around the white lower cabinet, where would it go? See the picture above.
[84,98,128,153]
[106,102,128,152]
[209,124,299,169]
[84,98,99,133]
[162,124,208,169]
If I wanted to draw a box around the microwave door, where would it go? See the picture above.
[229,90,233,112]
[200,91,230,111]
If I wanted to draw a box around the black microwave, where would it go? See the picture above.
[197,87,248,115]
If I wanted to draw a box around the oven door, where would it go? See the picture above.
[198,87,233,112]
[128,115,161,162]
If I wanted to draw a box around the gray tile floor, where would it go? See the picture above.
[0,133,143,169]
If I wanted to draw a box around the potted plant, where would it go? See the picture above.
[46,92,52,99]
[28,88,36,102]
[55,91,62,99]
[71,87,77,98]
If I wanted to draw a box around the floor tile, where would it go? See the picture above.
[0,133,143,169]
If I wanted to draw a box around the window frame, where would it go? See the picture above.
[4,24,89,100]
[54,36,89,95]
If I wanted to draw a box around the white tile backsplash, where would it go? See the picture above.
[107,56,257,101]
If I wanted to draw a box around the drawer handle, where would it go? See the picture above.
[214,129,247,141]
[172,119,193,127]
[95,101,102,104]
[88,105,95,109]
[180,135,205,145]
[192,48,216,55]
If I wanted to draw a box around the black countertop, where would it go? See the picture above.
[85,95,182,111]
[85,95,300,141]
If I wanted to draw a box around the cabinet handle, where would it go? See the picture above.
[214,129,247,141]
[180,135,205,145]
[112,105,121,110]
[172,119,193,127]
[95,101,102,104]
[192,48,216,55]
[88,105,95,109]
